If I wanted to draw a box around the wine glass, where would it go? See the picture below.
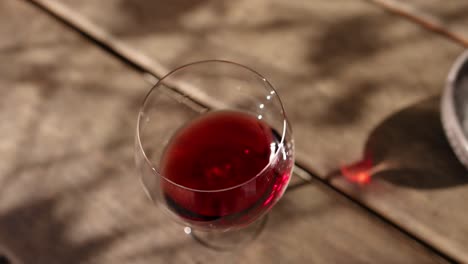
[135,60,294,250]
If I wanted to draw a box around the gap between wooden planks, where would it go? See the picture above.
[366,0,468,48]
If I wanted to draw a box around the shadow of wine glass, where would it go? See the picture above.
[363,96,468,189]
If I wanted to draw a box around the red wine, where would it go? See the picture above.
[160,111,292,227]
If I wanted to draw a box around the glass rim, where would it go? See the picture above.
[136,59,290,193]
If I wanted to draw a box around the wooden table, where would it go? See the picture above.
[1,0,467,263]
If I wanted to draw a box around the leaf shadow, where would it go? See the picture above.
[307,15,388,78]
[0,170,117,264]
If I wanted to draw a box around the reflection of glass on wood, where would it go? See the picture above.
[340,153,373,185]
[340,153,396,185]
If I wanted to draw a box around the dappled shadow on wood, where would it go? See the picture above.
[116,0,213,35]
[308,15,387,78]
[0,174,118,264]
[365,96,468,189]
[422,2,468,25]
[314,80,379,126]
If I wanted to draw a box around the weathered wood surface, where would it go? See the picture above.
[406,0,468,41]
[0,0,447,263]
[366,0,468,48]
[28,0,468,262]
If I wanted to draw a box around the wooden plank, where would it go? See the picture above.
[366,0,468,48]
[400,0,468,43]
[25,0,468,262]
[0,0,446,263]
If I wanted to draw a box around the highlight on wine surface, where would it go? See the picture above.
[135,60,294,233]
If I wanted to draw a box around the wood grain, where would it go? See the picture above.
[0,0,446,263]
[25,0,468,262]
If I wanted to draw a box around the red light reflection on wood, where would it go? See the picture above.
[340,154,373,185]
